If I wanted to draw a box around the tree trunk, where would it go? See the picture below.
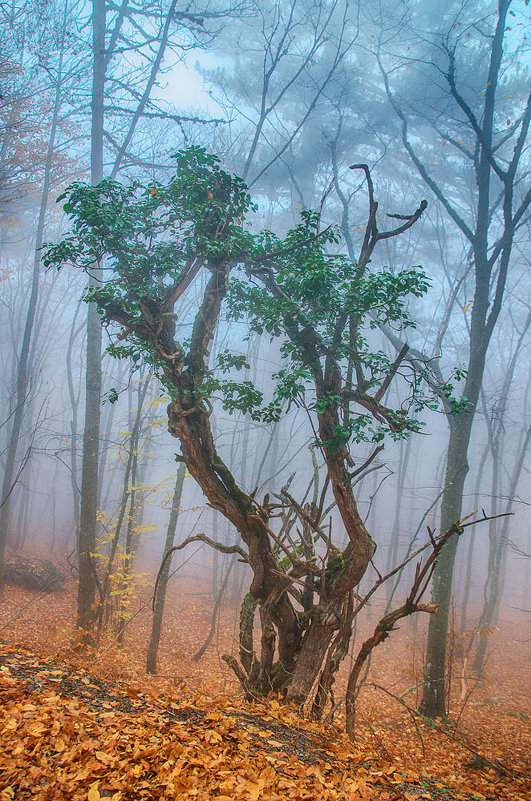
[419,412,472,717]
[474,423,531,672]
[66,301,85,544]
[386,438,411,606]
[146,461,186,674]
[193,556,235,662]
[76,0,105,643]
[460,443,488,632]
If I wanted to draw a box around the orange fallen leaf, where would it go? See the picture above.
[246,778,265,800]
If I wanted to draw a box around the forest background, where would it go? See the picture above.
[0,0,529,793]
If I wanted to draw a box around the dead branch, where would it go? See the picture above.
[348,444,385,481]
[222,654,261,701]
[354,510,512,618]
[374,344,409,402]
[345,511,513,739]
[279,489,329,543]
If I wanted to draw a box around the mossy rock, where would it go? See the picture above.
[4,553,66,592]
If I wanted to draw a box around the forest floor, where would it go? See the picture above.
[0,565,529,801]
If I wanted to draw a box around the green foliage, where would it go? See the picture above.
[215,349,251,373]
[105,387,119,405]
[228,210,429,349]
[43,147,257,396]
[227,209,432,442]
[43,147,443,446]
[43,146,254,323]
[201,374,265,417]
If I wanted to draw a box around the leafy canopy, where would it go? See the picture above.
[44,147,447,445]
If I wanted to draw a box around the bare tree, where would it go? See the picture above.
[376,0,530,717]
[0,2,71,591]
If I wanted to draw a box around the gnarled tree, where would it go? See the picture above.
[45,147,449,716]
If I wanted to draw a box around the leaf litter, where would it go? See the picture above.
[0,575,529,801]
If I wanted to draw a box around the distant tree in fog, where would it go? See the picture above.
[0,0,81,590]
[376,0,530,716]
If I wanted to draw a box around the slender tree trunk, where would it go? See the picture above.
[115,488,137,644]
[474,423,531,671]
[460,442,488,631]
[460,528,476,632]
[211,512,219,596]
[473,435,500,672]
[146,461,186,674]
[193,556,235,662]
[66,302,84,544]
[386,438,411,606]
[419,400,478,716]
[76,0,105,642]
[13,478,30,553]
[50,461,60,554]
[96,379,147,635]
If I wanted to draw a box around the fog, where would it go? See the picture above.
[0,0,529,729]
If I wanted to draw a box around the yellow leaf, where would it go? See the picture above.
[88,788,100,801]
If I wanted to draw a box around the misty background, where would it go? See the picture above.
[0,0,529,694]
